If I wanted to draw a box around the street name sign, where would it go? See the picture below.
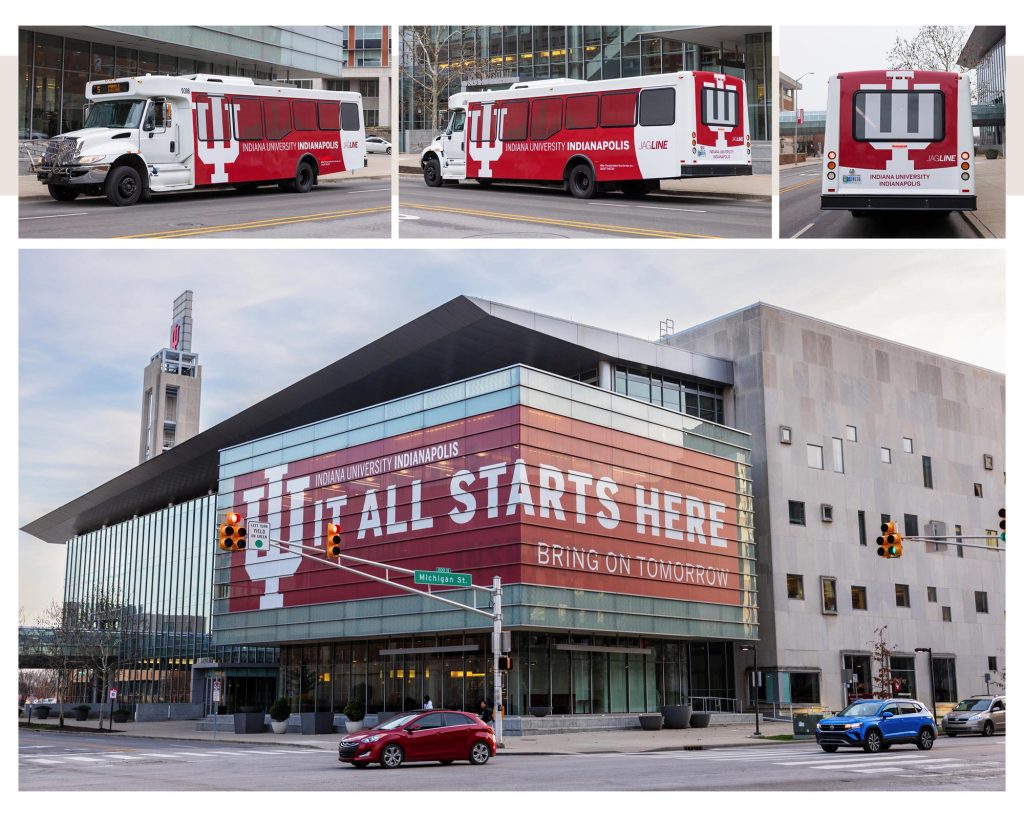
[414,569,472,588]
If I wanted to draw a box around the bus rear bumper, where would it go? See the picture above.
[821,194,976,212]
[678,165,753,178]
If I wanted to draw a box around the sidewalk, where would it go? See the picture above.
[19,716,804,755]
[398,153,770,201]
[962,156,1005,239]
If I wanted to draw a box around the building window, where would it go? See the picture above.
[985,529,999,548]
[821,577,838,615]
[983,454,994,470]
[974,483,983,498]
[931,657,958,703]
[927,586,937,603]
[789,672,820,704]
[881,447,892,464]
[858,511,867,545]
[779,425,792,444]
[890,656,917,698]
[922,456,933,489]
[820,503,834,523]
[846,425,858,442]
[942,606,952,622]
[789,501,806,526]
[832,438,844,474]
[851,586,867,610]
[902,437,914,454]
[787,574,804,600]
[895,584,911,608]
[904,514,919,537]
[975,591,989,613]
[988,656,998,672]
[807,444,824,470]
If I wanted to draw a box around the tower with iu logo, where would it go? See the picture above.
[138,290,203,463]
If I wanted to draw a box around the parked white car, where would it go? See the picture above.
[366,136,392,155]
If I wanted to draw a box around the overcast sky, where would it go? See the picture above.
[779,26,962,111]
[18,248,1004,622]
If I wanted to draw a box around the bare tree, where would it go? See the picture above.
[37,599,88,729]
[401,27,488,134]
[868,625,898,698]
[78,586,131,730]
[887,26,980,101]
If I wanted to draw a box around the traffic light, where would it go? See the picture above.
[497,656,513,671]
[218,511,246,551]
[999,508,1006,542]
[326,522,342,557]
[876,521,903,558]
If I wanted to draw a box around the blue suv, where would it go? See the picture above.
[815,699,938,753]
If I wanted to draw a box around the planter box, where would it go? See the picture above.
[31,706,51,719]
[233,712,266,734]
[529,706,552,718]
[638,714,664,731]
[690,712,712,728]
[300,711,335,735]
[74,710,91,721]
[112,711,130,723]
[660,705,692,729]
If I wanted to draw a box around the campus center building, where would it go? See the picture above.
[24,297,1003,723]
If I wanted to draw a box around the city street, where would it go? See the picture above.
[779,164,978,239]
[18,177,391,240]
[19,730,1005,792]
[398,177,770,240]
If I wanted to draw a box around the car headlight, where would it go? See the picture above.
[77,155,107,165]
[359,734,384,744]
[967,714,983,721]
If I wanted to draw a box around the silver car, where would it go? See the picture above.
[942,695,1006,736]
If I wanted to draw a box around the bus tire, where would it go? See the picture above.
[567,163,597,199]
[104,165,143,207]
[293,161,315,194]
[423,158,443,187]
[47,185,79,202]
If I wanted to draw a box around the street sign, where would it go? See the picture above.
[108,688,118,700]
[248,521,270,550]
[212,678,222,703]
[414,569,472,588]
[797,108,804,125]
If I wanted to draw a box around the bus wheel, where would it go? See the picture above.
[47,185,80,202]
[567,163,597,199]
[423,158,443,187]
[293,162,315,193]
[105,166,143,206]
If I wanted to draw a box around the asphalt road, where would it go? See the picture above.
[779,165,978,239]
[18,177,391,239]
[398,176,770,240]
[19,731,1005,792]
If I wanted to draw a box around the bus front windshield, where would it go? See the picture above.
[84,100,146,129]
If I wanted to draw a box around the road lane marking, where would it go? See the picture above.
[115,206,390,239]
[790,223,815,239]
[637,205,708,213]
[174,752,215,757]
[403,203,722,239]
[102,754,136,760]
[780,177,820,195]
[244,750,291,755]
[801,756,959,770]
[138,753,179,758]
[19,212,90,220]
[22,758,63,764]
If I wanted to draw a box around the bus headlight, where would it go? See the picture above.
[961,172,970,180]
[77,155,107,165]
[827,171,836,180]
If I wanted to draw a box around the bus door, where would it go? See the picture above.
[142,98,178,165]
[442,108,467,177]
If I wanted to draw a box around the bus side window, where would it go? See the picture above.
[449,109,466,135]
[639,88,675,127]
[293,100,317,132]
[340,102,361,132]
[264,98,292,140]
[500,100,529,141]
[530,98,562,140]
[144,98,165,132]
[319,101,341,131]
[565,95,598,130]
[600,92,637,128]
[234,97,264,140]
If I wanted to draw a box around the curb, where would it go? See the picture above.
[959,210,993,239]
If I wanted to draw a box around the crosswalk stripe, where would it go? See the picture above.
[138,753,178,758]
[102,754,136,760]
[22,758,63,765]
[175,752,214,757]
[244,750,290,755]
[807,757,959,771]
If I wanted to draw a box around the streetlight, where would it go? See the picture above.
[740,644,762,737]
[793,72,815,156]
[914,647,937,717]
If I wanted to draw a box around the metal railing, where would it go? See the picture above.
[688,696,741,713]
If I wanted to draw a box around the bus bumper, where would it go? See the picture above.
[679,165,753,178]
[36,165,111,187]
[821,194,976,212]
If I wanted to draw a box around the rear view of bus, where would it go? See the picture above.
[688,72,752,176]
[821,70,975,213]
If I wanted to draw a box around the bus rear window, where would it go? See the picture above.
[853,90,944,142]
[701,87,739,127]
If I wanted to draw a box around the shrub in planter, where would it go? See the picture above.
[343,698,365,722]
[74,705,91,721]
[112,708,131,723]
[984,148,1001,160]
[269,698,291,734]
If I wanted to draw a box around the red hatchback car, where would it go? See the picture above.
[338,709,496,769]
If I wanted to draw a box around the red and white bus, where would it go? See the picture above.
[420,71,751,199]
[821,70,975,214]
[32,75,366,206]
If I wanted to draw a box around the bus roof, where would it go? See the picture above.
[85,74,362,103]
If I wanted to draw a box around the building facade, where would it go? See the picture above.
[668,304,1005,710]
[958,26,1006,154]
[19,25,390,141]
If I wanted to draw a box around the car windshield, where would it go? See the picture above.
[84,100,146,129]
[375,713,420,730]
[953,698,992,712]
[837,702,884,717]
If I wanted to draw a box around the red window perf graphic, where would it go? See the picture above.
[601,92,637,127]
[318,101,340,131]
[234,97,264,140]
[500,100,529,140]
[222,405,748,614]
[694,73,746,148]
[293,99,317,131]
[530,97,562,140]
[263,99,291,140]
[565,94,598,129]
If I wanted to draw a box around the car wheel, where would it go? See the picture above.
[47,185,79,202]
[380,743,404,769]
[293,161,315,194]
[439,760,454,765]
[104,165,142,206]
[916,727,935,751]
[822,745,838,753]
[469,741,491,765]
[567,163,597,199]
[423,158,443,187]
[863,729,883,753]
[351,762,370,768]
[982,721,995,737]
[386,147,392,154]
